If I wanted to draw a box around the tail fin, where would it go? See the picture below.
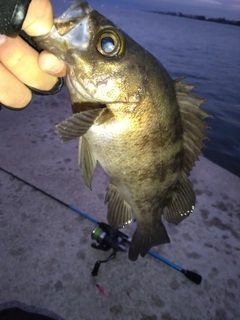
[128,222,170,261]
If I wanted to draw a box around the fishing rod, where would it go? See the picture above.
[90,222,202,284]
[0,166,202,284]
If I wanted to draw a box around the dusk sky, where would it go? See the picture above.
[58,0,240,20]
[118,0,240,20]
[165,0,240,19]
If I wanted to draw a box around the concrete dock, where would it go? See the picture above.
[0,83,239,320]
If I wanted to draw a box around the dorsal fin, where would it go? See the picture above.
[175,78,212,176]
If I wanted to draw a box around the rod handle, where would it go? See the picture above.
[184,270,202,285]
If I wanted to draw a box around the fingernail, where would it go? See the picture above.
[43,55,65,74]
[0,35,7,45]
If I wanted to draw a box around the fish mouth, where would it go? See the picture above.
[34,1,93,53]
[54,0,92,36]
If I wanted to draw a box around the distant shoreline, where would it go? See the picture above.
[147,11,240,27]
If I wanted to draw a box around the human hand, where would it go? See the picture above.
[0,0,66,110]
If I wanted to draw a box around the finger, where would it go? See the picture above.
[0,36,57,91]
[38,51,67,77]
[0,35,6,45]
[22,0,53,36]
[0,63,32,108]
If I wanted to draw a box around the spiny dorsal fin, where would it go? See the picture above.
[105,184,133,229]
[174,78,212,176]
[174,77,196,93]
[163,173,196,225]
[78,136,96,190]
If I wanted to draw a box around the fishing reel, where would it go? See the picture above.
[91,222,130,276]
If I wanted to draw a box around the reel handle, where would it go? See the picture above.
[91,261,101,277]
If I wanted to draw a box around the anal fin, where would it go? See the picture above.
[105,184,133,229]
[78,136,96,190]
[128,222,170,261]
[163,174,196,225]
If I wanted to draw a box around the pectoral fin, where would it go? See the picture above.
[94,108,114,125]
[163,173,196,225]
[105,184,133,229]
[56,109,102,141]
[79,136,96,190]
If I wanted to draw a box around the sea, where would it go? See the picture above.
[51,0,240,177]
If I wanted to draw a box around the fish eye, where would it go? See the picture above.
[97,29,124,57]
[101,37,115,53]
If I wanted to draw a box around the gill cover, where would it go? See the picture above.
[67,19,143,104]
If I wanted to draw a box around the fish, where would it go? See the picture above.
[35,0,211,261]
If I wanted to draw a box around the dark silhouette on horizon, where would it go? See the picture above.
[148,10,240,26]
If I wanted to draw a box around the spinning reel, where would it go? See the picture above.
[91,222,130,276]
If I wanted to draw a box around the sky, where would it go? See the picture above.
[162,0,240,19]
[118,0,240,20]
[57,0,240,20]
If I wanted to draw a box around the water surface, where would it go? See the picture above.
[51,0,240,177]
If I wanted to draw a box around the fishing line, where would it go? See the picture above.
[0,166,202,284]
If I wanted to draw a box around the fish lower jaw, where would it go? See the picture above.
[67,76,97,102]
